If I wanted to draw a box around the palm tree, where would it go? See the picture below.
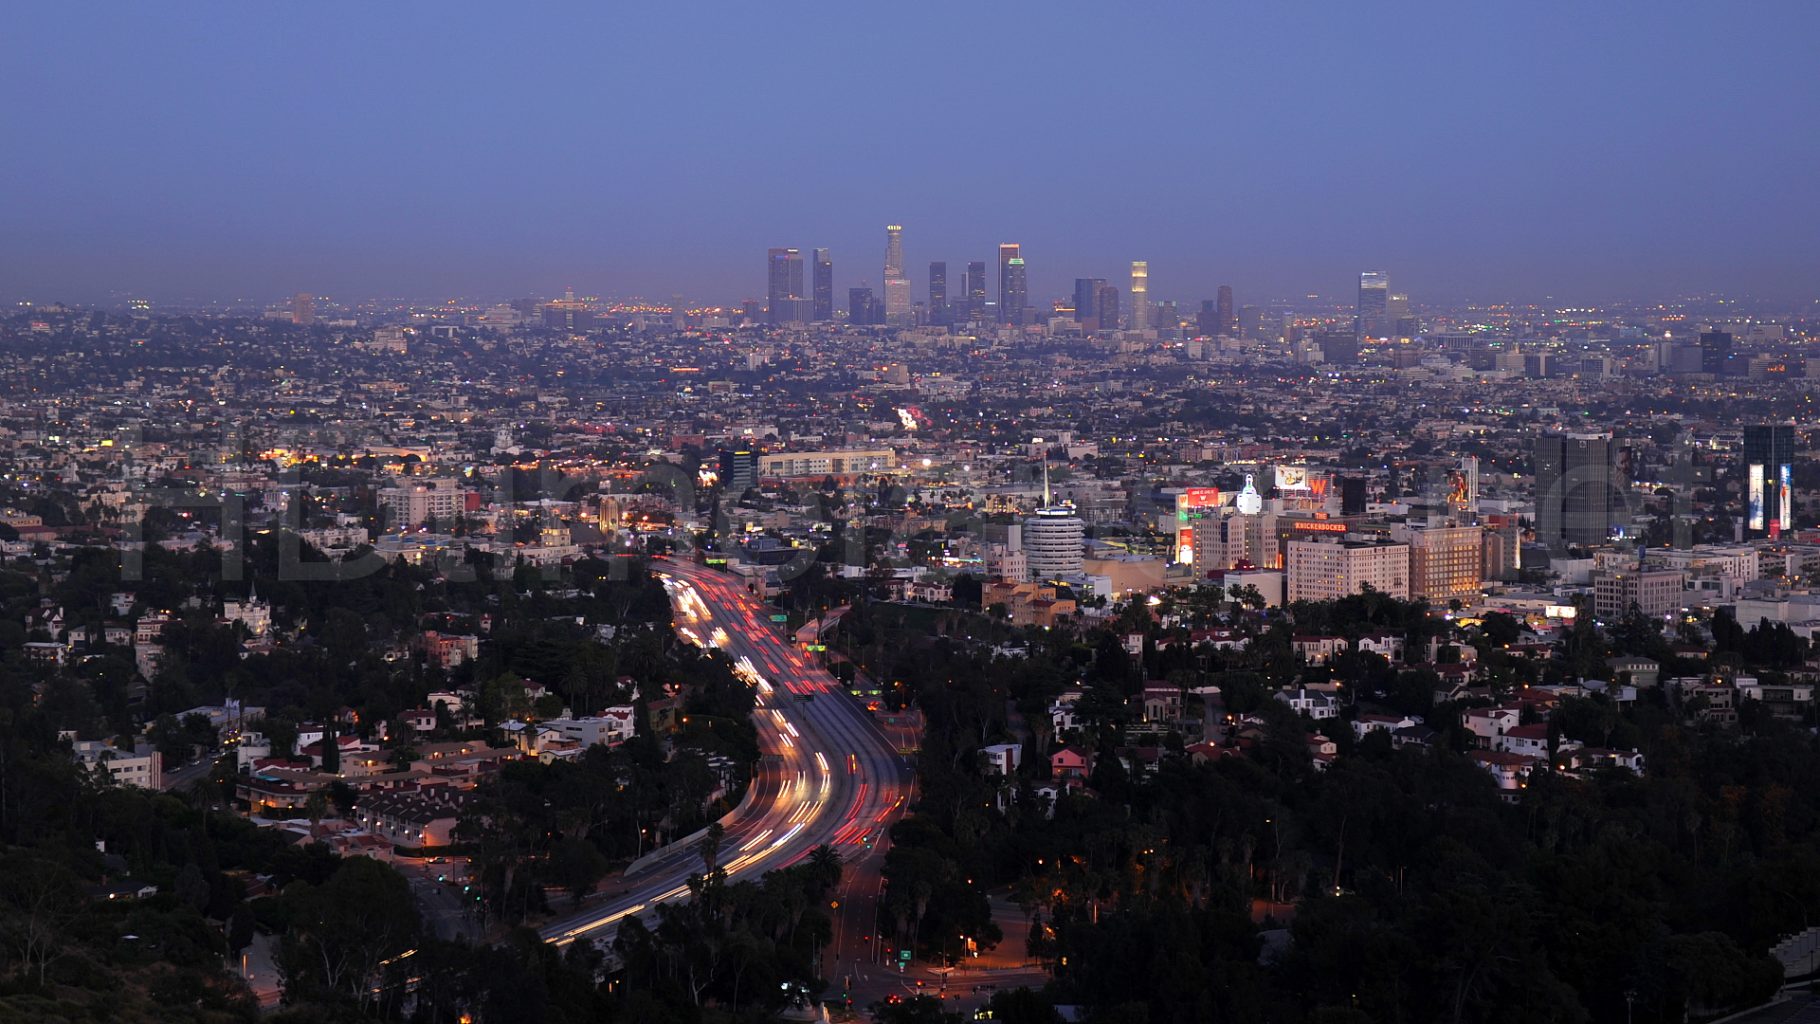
[304,788,328,841]
[807,844,843,893]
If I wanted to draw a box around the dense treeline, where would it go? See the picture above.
[840,589,1815,1023]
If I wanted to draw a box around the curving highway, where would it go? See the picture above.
[540,556,912,953]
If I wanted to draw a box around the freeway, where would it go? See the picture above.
[540,557,912,954]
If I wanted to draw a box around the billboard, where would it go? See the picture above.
[1275,466,1310,491]
[1748,463,1765,531]
[1780,463,1793,533]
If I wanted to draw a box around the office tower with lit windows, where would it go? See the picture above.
[718,448,759,496]
[965,261,987,318]
[291,293,315,326]
[1216,284,1235,335]
[1533,432,1618,552]
[883,225,911,325]
[928,261,947,323]
[811,248,833,321]
[1129,261,1149,329]
[670,295,687,330]
[1393,524,1485,605]
[1743,423,1796,537]
[1356,271,1389,337]
[766,247,805,324]
[1287,537,1410,602]
[999,244,1026,324]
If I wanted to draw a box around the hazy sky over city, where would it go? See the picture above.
[3,1,1818,308]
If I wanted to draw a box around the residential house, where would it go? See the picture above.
[1292,635,1347,665]
[1469,750,1542,802]
[980,743,1022,777]
[1050,746,1092,782]
[1461,705,1520,748]
[1275,687,1339,721]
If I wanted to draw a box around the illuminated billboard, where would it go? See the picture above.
[1780,463,1793,533]
[1748,463,1765,532]
[1275,466,1310,491]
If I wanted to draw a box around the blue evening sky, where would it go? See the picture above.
[2,1,1817,308]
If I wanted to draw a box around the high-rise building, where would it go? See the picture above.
[1356,271,1389,337]
[811,248,833,321]
[1023,461,1084,579]
[999,244,1026,324]
[766,248,804,324]
[1319,331,1360,366]
[1216,285,1235,336]
[1533,432,1619,551]
[965,261,987,319]
[1073,279,1105,328]
[1743,423,1796,536]
[928,261,948,323]
[1385,292,1412,336]
[1287,537,1410,602]
[1338,476,1368,516]
[1154,300,1179,332]
[1394,524,1484,605]
[291,293,315,326]
[1592,569,1684,619]
[848,287,882,326]
[1238,305,1262,339]
[718,448,759,496]
[1096,284,1119,333]
[1701,330,1735,376]
[670,295,687,331]
[1196,300,1219,337]
[882,225,911,325]
[1129,261,1149,330]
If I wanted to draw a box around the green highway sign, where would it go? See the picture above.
[770,613,788,622]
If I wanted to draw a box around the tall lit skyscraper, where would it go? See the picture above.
[811,248,833,321]
[1533,432,1617,552]
[766,247,805,324]
[928,261,947,323]
[1743,423,1796,537]
[965,261,987,318]
[1216,284,1235,336]
[1129,261,1149,330]
[1356,271,1389,337]
[883,225,911,325]
[291,293,315,326]
[999,244,1026,324]
[670,294,687,331]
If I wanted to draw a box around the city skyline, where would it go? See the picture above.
[3,4,1818,305]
